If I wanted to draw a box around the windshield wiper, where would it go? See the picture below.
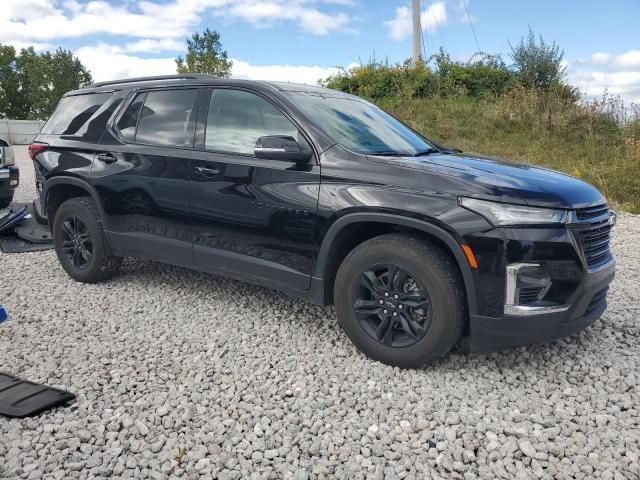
[367,151,413,157]
[413,148,440,157]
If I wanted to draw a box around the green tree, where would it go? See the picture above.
[509,28,566,90]
[0,44,92,119]
[175,28,232,78]
[0,45,28,119]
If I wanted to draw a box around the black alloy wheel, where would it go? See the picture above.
[334,234,465,368]
[355,264,433,348]
[60,215,93,269]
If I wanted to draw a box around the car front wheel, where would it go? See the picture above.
[334,234,466,368]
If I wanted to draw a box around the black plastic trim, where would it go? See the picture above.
[41,176,106,225]
[106,230,325,304]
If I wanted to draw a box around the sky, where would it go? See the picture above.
[1,0,639,103]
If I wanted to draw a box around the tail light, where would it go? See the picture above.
[28,143,48,160]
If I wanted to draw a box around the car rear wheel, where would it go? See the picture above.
[53,197,121,283]
[334,234,466,368]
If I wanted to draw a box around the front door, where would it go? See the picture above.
[93,88,198,265]
[189,88,320,291]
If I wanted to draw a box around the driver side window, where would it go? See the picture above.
[205,89,300,155]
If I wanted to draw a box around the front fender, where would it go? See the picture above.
[315,212,478,316]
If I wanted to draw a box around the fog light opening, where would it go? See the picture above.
[505,263,567,316]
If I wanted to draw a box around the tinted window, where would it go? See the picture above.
[117,93,145,141]
[286,92,434,155]
[205,89,299,155]
[135,89,197,147]
[42,93,112,135]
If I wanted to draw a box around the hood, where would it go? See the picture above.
[370,152,606,209]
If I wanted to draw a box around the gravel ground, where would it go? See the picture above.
[1,146,639,479]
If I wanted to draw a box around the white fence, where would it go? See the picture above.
[0,120,45,145]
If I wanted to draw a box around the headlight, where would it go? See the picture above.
[459,197,566,226]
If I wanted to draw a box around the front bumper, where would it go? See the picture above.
[0,166,19,198]
[469,258,615,352]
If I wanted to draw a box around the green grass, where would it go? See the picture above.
[378,93,640,213]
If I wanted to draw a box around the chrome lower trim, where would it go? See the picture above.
[504,262,567,316]
[0,168,9,179]
[505,303,570,316]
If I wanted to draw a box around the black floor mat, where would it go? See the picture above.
[0,235,54,253]
[15,216,53,244]
[0,373,75,418]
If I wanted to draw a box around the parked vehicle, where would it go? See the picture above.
[0,138,19,209]
[30,74,616,367]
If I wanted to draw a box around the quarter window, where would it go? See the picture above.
[205,89,299,155]
[41,93,113,135]
[134,89,197,147]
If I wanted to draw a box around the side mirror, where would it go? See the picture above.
[254,135,313,163]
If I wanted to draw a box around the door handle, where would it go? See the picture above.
[194,166,220,176]
[97,153,117,164]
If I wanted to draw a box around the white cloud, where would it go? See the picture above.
[421,2,447,32]
[1,40,54,52]
[384,2,447,41]
[74,45,177,82]
[566,50,640,104]
[232,59,358,84]
[225,1,352,35]
[0,0,355,45]
[75,44,355,85]
[124,39,184,54]
[384,6,411,41]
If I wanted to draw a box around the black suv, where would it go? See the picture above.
[31,74,615,367]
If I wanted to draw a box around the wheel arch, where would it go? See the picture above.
[43,176,106,227]
[314,213,478,316]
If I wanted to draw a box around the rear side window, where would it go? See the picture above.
[41,93,112,135]
[134,89,197,147]
[117,93,145,141]
[205,89,299,155]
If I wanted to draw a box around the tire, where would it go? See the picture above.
[0,194,13,209]
[334,234,466,368]
[53,197,121,283]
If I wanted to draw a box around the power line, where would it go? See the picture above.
[461,0,481,53]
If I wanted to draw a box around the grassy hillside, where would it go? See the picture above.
[378,91,640,213]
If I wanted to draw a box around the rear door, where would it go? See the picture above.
[92,87,199,265]
[189,87,321,291]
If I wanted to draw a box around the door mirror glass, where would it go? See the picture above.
[254,135,312,163]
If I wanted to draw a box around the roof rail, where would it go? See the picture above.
[90,73,217,88]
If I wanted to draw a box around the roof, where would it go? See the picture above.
[65,74,345,97]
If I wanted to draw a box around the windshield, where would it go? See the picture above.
[287,92,435,155]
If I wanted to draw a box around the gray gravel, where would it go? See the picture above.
[1,146,639,479]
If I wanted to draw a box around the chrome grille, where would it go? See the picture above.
[571,204,613,270]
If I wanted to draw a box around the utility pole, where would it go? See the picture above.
[412,0,422,64]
